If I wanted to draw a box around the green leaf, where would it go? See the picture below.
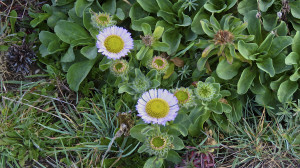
[166,150,181,164]
[152,42,169,52]
[39,31,60,46]
[270,75,286,91]
[156,20,173,32]
[141,48,154,66]
[290,68,300,81]
[118,84,135,95]
[132,16,157,31]
[227,0,238,10]
[208,101,223,114]
[174,42,195,57]
[129,3,149,20]
[277,80,298,103]
[39,31,61,55]
[222,103,232,113]
[225,100,243,123]
[157,10,177,24]
[156,0,173,13]
[53,0,75,6]
[292,31,300,55]
[54,20,91,46]
[273,53,291,74]
[237,0,257,15]
[39,45,50,57]
[250,78,266,94]
[151,79,160,88]
[202,44,216,58]
[291,20,300,31]
[289,1,300,19]
[169,123,188,137]
[188,109,210,136]
[68,8,83,26]
[211,113,231,132]
[99,56,112,71]
[30,13,50,28]
[67,59,97,91]
[137,143,147,153]
[102,0,116,14]
[115,8,125,20]
[163,63,175,79]
[274,21,288,36]
[137,0,159,13]
[244,10,262,44]
[268,36,293,58]
[80,46,97,59]
[130,124,148,142]
[162,29,182,55]
[200,20,215,38]
[61,46,75,62]
[258,33,274,52]
[238,41,258,59]
[83,9,98,38]
[47,11,68,29]
[204,0,227,13]
[285,52,300,65]
[216,60,241,80]
[146,69,158,79]
[136,46,150,60]
[176,13,192,27]
[262,14,278,31]
[210,14,221,31]
[232,22,248,35]
[197,56,209,71]
[144,157,163,168]
[237,67,256,94]
[9,10,17,33]
[141,23,151,35]
[259,0,275,12]
[172,136,184,150]
[257,58,275,77]
[223,14,232,30]
[75,0,93,17]
[191,7,210,35]
[153,26,164,39]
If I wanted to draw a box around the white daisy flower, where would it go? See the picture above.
[96,26,134,60]
[136,89,179,125]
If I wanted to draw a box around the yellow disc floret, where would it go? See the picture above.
[154,59,164,67]
[98,14,109,23]
[145,98,169,118]
[174,90,189,103]
[104,35,125,53]
[150,136,167,150]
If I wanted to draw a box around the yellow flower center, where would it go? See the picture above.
[98,15,109,22]
[104,35,125,53]
[150,136,167,150]
[145,98,169,118]
[174,90,189,103]
[115,62,123,71]
[154,59,164,67]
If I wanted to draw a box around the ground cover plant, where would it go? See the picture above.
[0,0,299,167]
